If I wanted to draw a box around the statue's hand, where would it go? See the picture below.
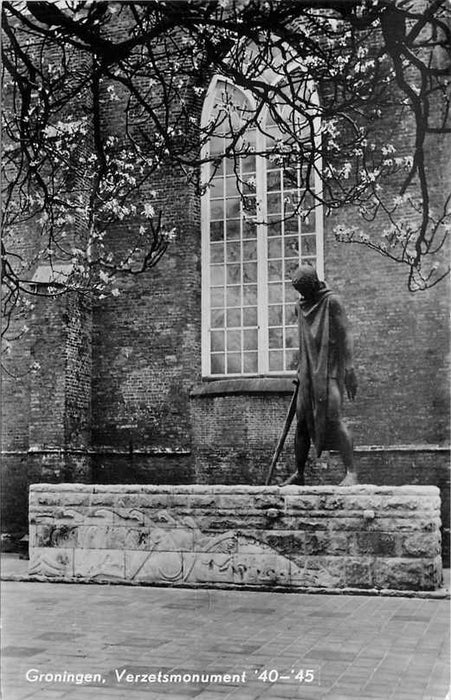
[345,368,357,401]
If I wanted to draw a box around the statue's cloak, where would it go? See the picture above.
[296,285,341,456]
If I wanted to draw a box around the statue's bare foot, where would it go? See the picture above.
[280,472,304,487]
[339,472,358,486]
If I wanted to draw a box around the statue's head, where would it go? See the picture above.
[292,264,321,299]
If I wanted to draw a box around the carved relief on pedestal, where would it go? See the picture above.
[29,548,73,578]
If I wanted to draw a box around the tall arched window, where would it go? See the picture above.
[201,73,323,378]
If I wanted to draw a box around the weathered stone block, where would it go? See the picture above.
[232,552,290,586]
[187,494,218,509]
[76,525,131,550]
[318,495,347,510]
[29,547,74,578]
[423,556,443,590]
[125,550,183,583]
[31,491,90,508]
[289,556,345,588]
[304,532,348,556]
[284,495,321,512]
[356,532,400,557]
[74,549,125,580]
[294,518,329,532]
[382,496,440,512]
[32,524,78,549]
[184,552,234,585]
[401,532,442,558]
[345,558,373,588]
[373,558,428,591]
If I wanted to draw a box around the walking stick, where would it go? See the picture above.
[265,380,299,486]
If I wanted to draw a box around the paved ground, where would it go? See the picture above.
[1,558,450,700]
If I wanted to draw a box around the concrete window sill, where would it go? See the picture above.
[190,377,297,398]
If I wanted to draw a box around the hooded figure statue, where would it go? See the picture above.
[282,264,358,486]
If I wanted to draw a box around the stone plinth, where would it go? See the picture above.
[28,484,442,591]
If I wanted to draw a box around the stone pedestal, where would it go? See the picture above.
[29,484,442,591]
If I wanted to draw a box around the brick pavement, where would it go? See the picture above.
[1,558,450,700]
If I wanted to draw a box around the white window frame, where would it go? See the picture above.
[201,73,323,379]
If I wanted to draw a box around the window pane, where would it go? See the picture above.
[243,241,257,260]
[267,171,281,192]
[269,350,283,371]
[268,305,283,326]
[243,262,257,283]
[211,309,224,328]
[226,198,240,218]
[227,330,241,351]
[227,264,241,284]
[243,353,258,373]
[211,330,225,351]
[211,265,225,285]
[301,215,315,233]
[243,329,258,350]
[211,221,224,242]
[243,220,257,238]
[242,155,256,173]
[225,157,237,175]
[268,237,282,259]
[284,169,298,189]
[210,243,224,263]
[284,193,296,214]
[211,200,223,220]
[227,308,241,326]
[243,195,256,215]
[301,235,316,255]
[285,349,298,371]
[227,286,241,306]
[284,236,299,257]
[267,193,281,214]
[226,219,240,240]
[285,305,297,325]
[226,176,238,196]
[211,354,225,374]
[211,177,224,198]
[285,217,299,235]
[285,282,298,303]
[268,217,281,237]
[269,327,283,349]
[211,288,224,307]
[268,283,283,303]
[301,194,316,232]
[285,259,300,279]
[285,328,297,348]
[227,353,241,373]
[243,307,257,326]
[268,259,282,282]
[226,242,240,262]
[243,285,257,305]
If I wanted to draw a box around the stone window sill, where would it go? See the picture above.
[190,376,297,398]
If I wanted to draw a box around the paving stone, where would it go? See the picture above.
[1,575,450,700]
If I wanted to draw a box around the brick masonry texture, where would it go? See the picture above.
[28,484,442,591]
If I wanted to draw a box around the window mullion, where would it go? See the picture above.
[201,152,211,377]
[314,122,324,280]
[256,150,268,375]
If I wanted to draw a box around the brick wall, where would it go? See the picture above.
[1,292,92,537]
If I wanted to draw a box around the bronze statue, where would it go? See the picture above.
[282,264,358,486]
